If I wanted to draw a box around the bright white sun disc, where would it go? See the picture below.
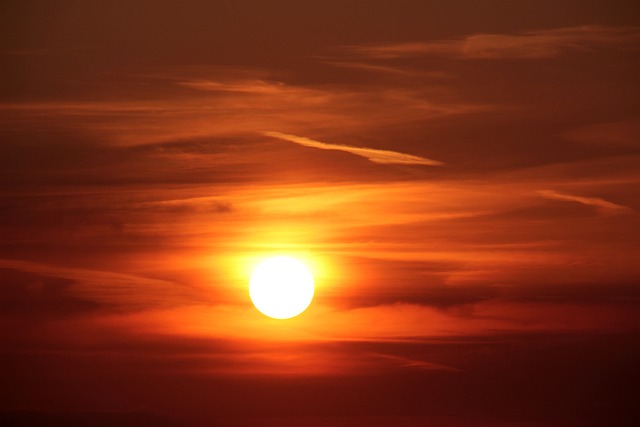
[249,256,314,319]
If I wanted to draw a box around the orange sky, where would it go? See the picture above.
[2,1,640,426]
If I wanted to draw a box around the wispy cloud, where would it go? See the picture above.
[317,60,452,79]
[0,259,197,310]
[538,190,632,215]
[337,25,640,60]
[262,131,443,166]
[368,352,460,372]
[0,73,485,146]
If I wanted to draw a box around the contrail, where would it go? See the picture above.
[262,131,444,166]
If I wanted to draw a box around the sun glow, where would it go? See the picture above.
[249,256,315,319]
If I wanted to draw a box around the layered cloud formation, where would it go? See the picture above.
[2,3,640,425]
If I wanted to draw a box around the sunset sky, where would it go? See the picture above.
[2,1,640,426]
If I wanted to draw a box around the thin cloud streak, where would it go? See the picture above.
[0,74,487,146]
[0,259,196,310]
[262,131,444,166]
[317,60,452,79]
[538,190,632,215]
[337,25,640,60]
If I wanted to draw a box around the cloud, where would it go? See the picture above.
[317,60,452,79]
[177,78,291,94]
[537,190,632,215]
[142,197,233,214]
[262,131,443,166]
[337,25,640,60]
[0,259,198,310]
[367,352,460,372]
[0,73,484,147]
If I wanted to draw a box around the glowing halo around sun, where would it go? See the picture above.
[249,256,315,319]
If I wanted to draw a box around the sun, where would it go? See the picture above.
[249,256,315,319]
